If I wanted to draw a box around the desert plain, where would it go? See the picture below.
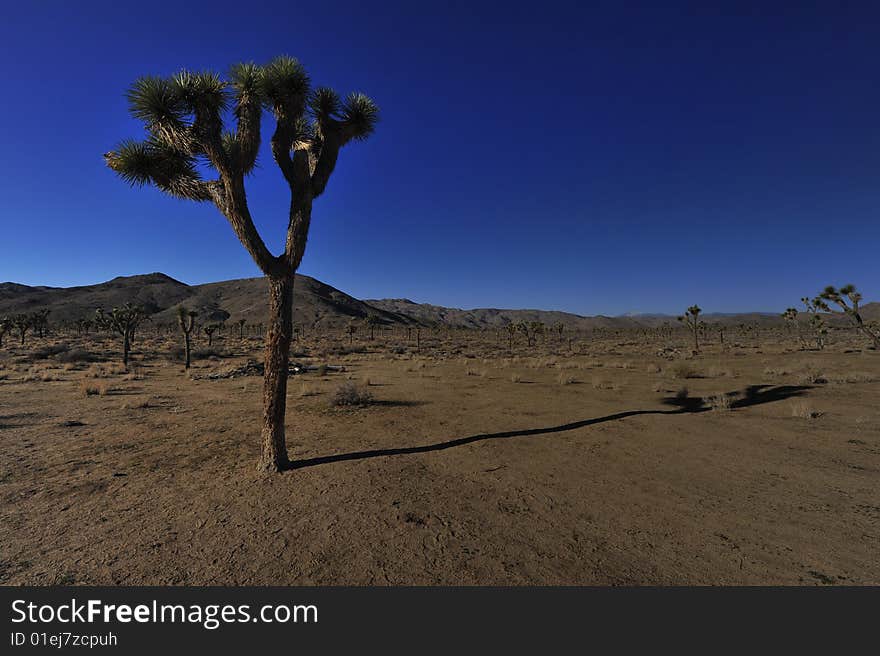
[2,309,878,586]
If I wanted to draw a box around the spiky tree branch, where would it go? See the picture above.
[816,285,879,349]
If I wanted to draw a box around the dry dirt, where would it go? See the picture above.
[1,328,878,585]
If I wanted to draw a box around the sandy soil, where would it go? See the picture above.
[1,328,878,585]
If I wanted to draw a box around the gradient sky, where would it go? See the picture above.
[0,1,877,315]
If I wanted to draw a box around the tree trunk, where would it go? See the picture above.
[259,275,293,472]
[184,333,191,369]
[123,333,130,367]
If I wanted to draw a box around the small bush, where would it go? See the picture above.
[31,343,70,360]
[591,377,615,390]
[670,361,700,379]
[329,382,373,407]
[557,374,576,385]
[796,365,826,385]
[703,393,731,412]
[56,348,98,364]
[790,399,821,419]
[510,373,523,383]
[80,380,110,397]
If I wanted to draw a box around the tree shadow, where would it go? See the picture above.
[286,385,812,471]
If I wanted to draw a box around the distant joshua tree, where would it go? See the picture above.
[552,321,565,342]
[346,319,358,345]
[105,56,378,473]
[203,323,218,347]
[781,307,802,348]
[95,303,149,367]
[678,305,703,353]
[366,313,381,340]
[0,317,10,347]
[815,285,879,349]
[177,307,197,368]
[237,318,247,339]
[801,297,827,350]
[32,309,50,338]
[11,313,33,346]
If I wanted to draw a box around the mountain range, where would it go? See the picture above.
[1,273,876,330]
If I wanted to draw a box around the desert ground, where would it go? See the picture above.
[1,325,878,585]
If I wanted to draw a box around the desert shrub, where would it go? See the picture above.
[510,373,523,383]
[557,373,576,385]
[796,365,826,385]
[645,363,661,374]
[830,372,875,384]
[670,361,700,379]
[167,346,186,362]
[193,348,224,360]
[703,393,731,412]
[79,380,110,397]
[591,377,615,390]
[790,399,821,419]
[674,386,689,401]
[329,382,373,407]
[26,343,69,361]
[56,348,98,364]
[651,382,664,392]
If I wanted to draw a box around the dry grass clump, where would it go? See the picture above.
[829,372,876,384]
[790,399,822,419]
[645,363,661,374]
[329,382,373,407]
[703,393,732,412]
[796,365,826,385]
[465,367,486,377]
[79,380,110,397]
[298,382,319,398]
[670,361,700,379]
[651,382,664,393]
[591,376,616,390]
[510,373,523,383]
[123,366,144,381]
[557,373,576,385]
[763,366,791,377]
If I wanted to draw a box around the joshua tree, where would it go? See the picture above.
[506,323,516,349]
[177,307,197,368]
[11,313,33,346]
[781,308,802,348]
[816,285,879,349]
[203,323,218,347]
[801,297,827,350]
[0,317,10,347]
[346,319,358,345]
[678,305,702,353]
[365,313,381,340]
[95,303,149,367]
[237,318,247,339]
[105,56,378,472]
[32,309,50,338]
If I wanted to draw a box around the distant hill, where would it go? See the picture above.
[1,273,876,330]
[0,273,409,329]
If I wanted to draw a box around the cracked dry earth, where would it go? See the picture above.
[1,340,879,585]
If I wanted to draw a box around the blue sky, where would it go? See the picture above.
[0,1,877,315]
